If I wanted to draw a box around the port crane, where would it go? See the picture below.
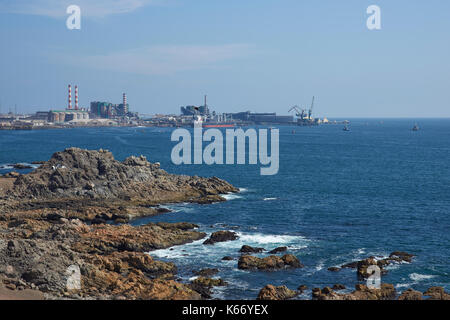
[308,96,314,120]
[289,96,315,120]
[288,105,307,120]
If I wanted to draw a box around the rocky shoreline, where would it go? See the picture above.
[0,148,236,299]
[0,147,448,300]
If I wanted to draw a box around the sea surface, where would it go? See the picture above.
[1,119,449,299]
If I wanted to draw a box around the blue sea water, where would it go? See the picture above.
[1,119,449,299]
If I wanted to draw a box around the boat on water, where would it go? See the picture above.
[202,123,235,128]
[192,116,235,128]
[412,123,419,131]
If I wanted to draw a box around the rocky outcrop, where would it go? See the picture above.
[332,284,346,290]
[423,287,450,300]
[327,267,340,272]
[221,256,234,261]
[297,285,308,293]
[337,252,415,279]
[257,285,298,300]
[313,284,396,300]
[193,268,219,277]
[239,245,265,253]
[0,213,207,299]
[189,277,227,299]
[238,254,303,271]
[398,289,423,300]
[2,172,20,178]
[203,231,238,245]
[0,148,240,300]
[3,148,238,222]
[268,246,287,254]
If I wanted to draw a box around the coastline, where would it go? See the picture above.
[0,147,449,300]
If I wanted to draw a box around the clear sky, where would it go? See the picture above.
[0,0,449,117]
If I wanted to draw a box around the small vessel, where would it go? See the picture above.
[343,124,350,131]
[202,123,235,128]
[412,123,419,131]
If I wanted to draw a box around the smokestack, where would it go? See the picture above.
[123,93,127,114]
[75,85,79,110]
[68,85,72,109]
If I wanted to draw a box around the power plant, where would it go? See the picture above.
[1,86,342,130]
[48,84,89,122]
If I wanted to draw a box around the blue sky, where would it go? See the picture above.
[0,0,449,117]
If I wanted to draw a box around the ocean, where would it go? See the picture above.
[1,118,449,299]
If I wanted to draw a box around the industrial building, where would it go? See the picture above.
[47,84,89,123]
[223,112,293,124]
[90,93,131,119]
[48,110,89,122]
[180,95,210,116]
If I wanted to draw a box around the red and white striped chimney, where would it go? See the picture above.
[123,93,127,113]
[75,85,79,110]
[68,85,72,110]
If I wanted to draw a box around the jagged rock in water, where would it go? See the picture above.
[239,245,265,253]
[257,285,298,300]
[398,289,423,300]
[203,231,238,245]
[10,148,237,201]
[238,254,303,271]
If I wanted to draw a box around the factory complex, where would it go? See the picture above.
[1,88,339,130]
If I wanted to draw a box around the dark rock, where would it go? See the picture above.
[313,284,396,300]
[45,213,64,222]
[91,218,107,225]
[332,284,346,290]
[423,287,450,300]
[297,285,308,293]
[257,285,298,300]
[156,222,198,231]
[203,231,238,245]
[193,268,219,277]
[328,267,341,272]
[221,256,234,261]
[7,219,26,228]
[3,171,20,178]
[388,251,415,263]
[239,245,265,253]
[238,254,303,270]
[156,207,171,214]
[268,246,287,254]
[13,164,33,170]
[312,288,322,298]
[398,289,423,300]
[341,261,358,269]
[189,277,227,299]
[192,277,227,288]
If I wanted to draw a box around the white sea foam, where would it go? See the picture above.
[395,283,414,289]
[149,231,309,263]
[0,163,38,170]
[163,203,195,213]
[221,193,243,201]
[409,273,436,281]
[237,233,307,245]
[239,188,249,193]
[357,248,366,255]
[263,197,277,201]
[315,260,325,271]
